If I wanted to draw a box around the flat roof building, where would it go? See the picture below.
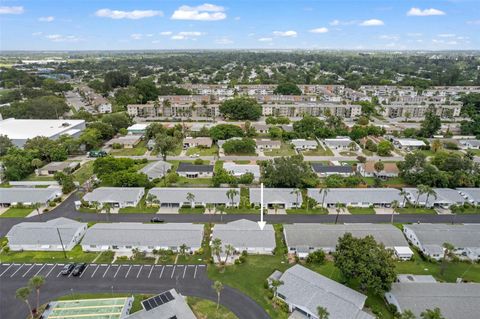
[403,188,467,208]
[249,188,302,209]
[0,187,62,206]
[311,163,353,177]
[457,188,480,206]
[83,187,145,208]
[223,162,260,180]
[307,188,403,208]
[138,161,172,180]
[148,187,240,207]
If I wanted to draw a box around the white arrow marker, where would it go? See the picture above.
[258,183,266,230]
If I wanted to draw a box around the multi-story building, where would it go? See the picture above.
[381,103,462,119]
[262,103,361,118]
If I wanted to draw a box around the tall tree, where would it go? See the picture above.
[420,307,445,319]
[154,134,179,161]
[15,287,33,316]
[212,281,224,310]
[28,275,45,311]
[211,238,223,264]
[420,105,441,137]
[317,306,330,319]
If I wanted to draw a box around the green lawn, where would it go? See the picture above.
[0,245,99,263]
[234,160,252,164]
[286,208,328,214]
[0,207,34,218]
[224,207,259,214]
[57,293,150,314]
[397,207,436,214]
[110,141,147,156]
[118,198,159,213]
[339,151,358,156]
[187,297,238,319]
[263,143,296,157]
[347,207,376,215]
[452,206,480,214]
[179,207,206,214]
[24,174,56,181]
[175,176,213,186]
[73,161,94,185]
[186,145,218,156]
[303,145,334,156]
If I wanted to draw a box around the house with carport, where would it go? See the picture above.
[307,188,403,208]
[82,187,145,208]
[249,188,302,209]
[147,187,240,208]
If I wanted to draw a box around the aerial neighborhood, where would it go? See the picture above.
[1,4,480,318]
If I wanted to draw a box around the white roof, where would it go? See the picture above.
[127,123,149,131]
[393,138,426,146]
[212,220,276,251]
[223,162,260,178]
[0,118,85,140]
[83,187,144,203]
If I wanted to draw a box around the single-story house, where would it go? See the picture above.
[125,289,196,319]
[106,135,142,148]
[6,217,87,251]
[255,139,281,150]
[147,187,240,208]
[291,139,318,150]
[223,162,261,180]
[385,281,480,319]
[272,265,374,319]
[403,224,480,261]
[0,187,62,207]
[357,161,399,178]
[249,188,302,209]
[459,139,480,149]
[457,188,480,205]
[127,123,149,135]
[311,163,353,177]
[81,223,204,253]
[217,137,241,148]
[138,161,172,180]
[82,187,145,208]
[403,188,467,208]
[211,219,276,263]
[183,137,213,149]
[280,124,293,132]
[323,137,357,150]
[36,161,80,176]
[146,139,155,150]
[392,138,426,150]
[251,123,270,134]
[176,162,214,178]
[284,223,413,260]
[307,188,403,208]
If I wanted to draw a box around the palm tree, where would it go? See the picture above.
[92,201,100,213]
[103,203,112,222]
[334,202,341,224]
[28,275,45,311]
[272,203,281,215]
[319,188,329,208]
[226,189,239,208]
[317,306,330,319]
[420,307,445,319]
[212,281,224,310]
[32,202,42,220]
[211,238,223,264]
[391,200,399,224]
[218,205,225,222]
[291,188,301,208]
[440,242,455,275]
[270,279,283,297]
[186,192,195,208]
[146,193,157,207]
[416,185,428,208]
[206,203,214,214]
[179,244,188,256]
[224,244,235,263]
[400,189,408,208]
[399,310,417,319]
[348,141,357,152]
[16,287,33,317]
[423,186,437,208]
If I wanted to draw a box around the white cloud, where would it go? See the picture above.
[407,32,422,37]
[95,8,163,20]
[273,30,297,37]
[130,33,143,40]
[171,3,226,21]
[234,16,240,21]
[379,35,399,40]
[433,39,458,45]
[215,37,233,45]
[467,20,480,25]
[330,19,340,26]
[0,6,24,14]
[359,19,384,26]
[32,32,43,36]
[160,31,173,36]
[171,31,204,40]
[438,33,455,38]
[258,37,273,42]
[46,34,80,42]
[38,16,54,22]
[407,8,445,17]
[310,27,329,34]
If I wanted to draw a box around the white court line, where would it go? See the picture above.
[34,264,46,276]
[10,264,25,278]
[182,265,187,279]
[148,265,154,278]
[125,265,132,278]
[91,265,100,278]
[22,264,36,278]
[194,265,197,279]
[45,265,56,278]
[79,265,89,278]
[102,265,111,278]
[171,265,176,278]
[136,265,143,278]
[113,265,122,278]
[0,264,14,277]
[159,266,165,278]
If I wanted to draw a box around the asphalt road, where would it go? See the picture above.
[0,263,270,319]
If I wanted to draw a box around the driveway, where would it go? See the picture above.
[0,263,270,319]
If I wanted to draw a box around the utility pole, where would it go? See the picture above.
[57,228,67,259]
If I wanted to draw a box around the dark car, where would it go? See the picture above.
[61,263,75,275]
[72,263,87,276]
[150,217,164,223]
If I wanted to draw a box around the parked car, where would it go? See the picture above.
[88,150,107,158]
[61,263,75,275]
[72,263,87,276]
[150,217,164,223]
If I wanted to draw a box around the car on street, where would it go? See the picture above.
[72,263,87,276]
[61,263,76,275]
[150,217,164,223]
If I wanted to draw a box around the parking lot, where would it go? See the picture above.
[0,263,205,281]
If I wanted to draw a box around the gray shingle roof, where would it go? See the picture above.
[81,223,204,248]
[284,224,409,250]
[307,188,402,205]
[212,220,276,251]
[6,218,86,247]
[138,161,172,179]
[456,188,480,203]
[403,224,480,249]
[403,188,466,206]
[83,187,144,203]
[249,188,302,205]
[177,162,213,173]
[311,164,353,174]
[277,265,373,319]
[387,282,480,319]
[148,188,240,204]
[0,187,61,204]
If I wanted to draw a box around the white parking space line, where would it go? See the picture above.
[194,265,198,279]
[56,269,63,278]
[45,265,56,278]
[102,265,111,278]
[159,266,165,278]
[79,265,89,278]
[91,265,100,278]
[136,265,143,278]
[10,264,25,278]
[183,266,187,279]
[0,264,14,277]
[113,265,122,278]
[125,265,132,278]
[171,265,176,278]
[148,265,154,278]
[34,264,46,277]
[22,264,36,278]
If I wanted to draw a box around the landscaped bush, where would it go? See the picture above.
[306,250,326,264]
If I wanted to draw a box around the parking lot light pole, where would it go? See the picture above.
[56,227,67,259]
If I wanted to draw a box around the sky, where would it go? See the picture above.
[0,0,479,51]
